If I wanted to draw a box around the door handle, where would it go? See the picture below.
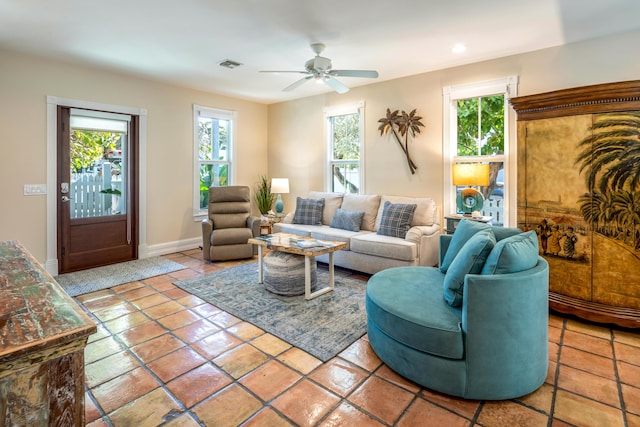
[61,196,70,203]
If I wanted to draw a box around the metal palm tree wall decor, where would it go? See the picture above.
[378,108,425,175]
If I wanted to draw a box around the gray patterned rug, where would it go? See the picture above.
[56,257,185,297]
[174,262,368,362]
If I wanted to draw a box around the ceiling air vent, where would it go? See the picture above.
[219,60,242,69]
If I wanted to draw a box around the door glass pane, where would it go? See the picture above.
[69,119,127,219]
[200,164,229,209]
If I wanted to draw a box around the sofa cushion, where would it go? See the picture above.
[443,230,496,307]
[310,227,367,251]
[366,266,464,359]
[481,230,539,275]
[377,202,417,238]
[272,222,314,237]
[341,194,381,231]
[350,233,417,262]
[439,219,492,273]
[309,191,344,225]
[211,227,253,246]
[330,208,365,232]
[293,197,324,225]
[375,196,437,230]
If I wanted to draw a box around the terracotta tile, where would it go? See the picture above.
[130,334,185,364]
[86,419,109,427]
[193,384,262,426]
[271,379,341,427]
[92,302,137,322]
[549,341,560,361]
[398,398,469,427]
[320,401,385,427]
[560,346,616,380]
[557,365,620,408]
[348,376,414,425]
[251,333,292,356]
[76,288,113,303]
[628,413,640,427]
[147,347,206,382]
[112,280,145,293]
[565,319,612,340]
[87,325,110,343]
[84,336,123,364]
[142,274,173,286]
[614,330,640,348]
[85,351,140,388]
[619,361,640,387]
[563,329,613,357]
[622,384,640,416]
[548,325,563,344]
[277,347,323,375]
[615,341,640,366]
[551,420,575,427]
[240,359,301,400]
[169,269,200,280]
[176,294,206,308]
[242,407,294,427]
[517,383,554,415]
[104,311,150,334]
[85,392,101,423]
[108,388,181,427]
[420,389,480,420]
[338,338,382,372]
[209,311,242,327]
[118,321,166,347]
[548,314,565,329]
[132,293,172,310]
[375,364,421,393]
[227,321,264,340]
[119,285,156,301]
[191,330,243,359]
[478,400,549,427]
[173,318,220,343]
[191,263,223,274]
[91,367,159,414]
[553,390,625,427]
[167,363,232,408]
[82,294,124,312]
[156,309,202,330]
[213,343,269,379]
[163,287,191,300]
[547,360,558,384]
[143,300,185,319]
[163,413,202,427]
[308,357,369,397]
[152,282,178,292]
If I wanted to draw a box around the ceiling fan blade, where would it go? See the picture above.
[330,70,379,78]
[323,76,349,94]
[283,75,313,91]
[260,70,309,74]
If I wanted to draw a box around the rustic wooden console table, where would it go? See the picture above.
[0,240,96,426]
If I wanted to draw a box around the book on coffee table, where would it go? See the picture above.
[296,239,324,248]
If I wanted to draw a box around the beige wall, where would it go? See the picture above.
[267,28,640,219]
[0,49,268,263]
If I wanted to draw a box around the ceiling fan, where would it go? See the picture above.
[261,43,379,94]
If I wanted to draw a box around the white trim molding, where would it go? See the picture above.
[145,237,201,258]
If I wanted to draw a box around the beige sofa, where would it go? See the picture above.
[273,191,440,274]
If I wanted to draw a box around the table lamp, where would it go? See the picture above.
[271,178,290,215]
[452,163,490,216]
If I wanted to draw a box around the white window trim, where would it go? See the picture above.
[442,76,518,226]
[323,101,365,194]
[193,104,237,220]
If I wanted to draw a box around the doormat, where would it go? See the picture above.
[174,262,368,362]
[56,257,185,297]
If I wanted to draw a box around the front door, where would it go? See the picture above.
[57,107,139,273]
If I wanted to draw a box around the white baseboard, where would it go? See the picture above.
[45,259,59,277]
[144,237,201,258]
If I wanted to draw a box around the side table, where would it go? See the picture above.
[445,214,492,234]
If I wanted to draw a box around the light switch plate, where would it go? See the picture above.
[24,184,47,195]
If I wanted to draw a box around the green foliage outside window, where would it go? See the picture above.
[198,117,229,209]
[330,113,360,194]
[457,95,504,156]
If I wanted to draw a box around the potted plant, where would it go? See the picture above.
[255,175,276,215]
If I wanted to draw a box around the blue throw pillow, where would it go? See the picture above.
[330,209,365,232]
[376,202,417,238]
[481,230,539,275]
[293,197,324,225]
[443,230,496,307]
[439,219,492,273]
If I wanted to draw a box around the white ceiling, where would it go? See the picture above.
[1,0,639,104]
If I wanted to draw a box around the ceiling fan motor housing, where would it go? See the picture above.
[306,56,332,72]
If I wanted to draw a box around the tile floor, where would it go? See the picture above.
[77,249,640,427]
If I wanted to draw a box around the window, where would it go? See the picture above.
[443,77,518,226]
[325,102,364,194]
[193,105,236,215]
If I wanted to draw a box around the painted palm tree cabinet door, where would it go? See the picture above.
[510,80,640,328]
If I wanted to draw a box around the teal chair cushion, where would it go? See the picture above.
[443,230,496,307]
[439,219,492,273]
[481,230,539,275]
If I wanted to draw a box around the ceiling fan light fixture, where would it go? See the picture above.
[452,43,467,54]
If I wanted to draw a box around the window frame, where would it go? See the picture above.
[442,76,518,226]
[324,101,365,194]
[193,104,236,219]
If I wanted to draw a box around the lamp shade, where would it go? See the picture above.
[452,163,490,187]
[270,178,290,194]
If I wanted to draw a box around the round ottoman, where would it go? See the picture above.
[263,251,317,296]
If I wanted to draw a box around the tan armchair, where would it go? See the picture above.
[202,186,260,261]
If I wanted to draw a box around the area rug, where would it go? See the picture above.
[56,257,185,297]
[173,262,368,362]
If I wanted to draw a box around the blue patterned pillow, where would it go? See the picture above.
[330,209,365,232]
[376,202,417,238]
[293,197,324,225]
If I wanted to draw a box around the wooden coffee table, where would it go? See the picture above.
[248,233,347,300]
